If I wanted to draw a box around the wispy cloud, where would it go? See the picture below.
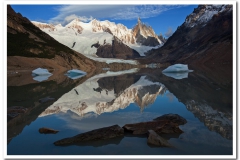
[64,14,93,23]
[49,5,187,25]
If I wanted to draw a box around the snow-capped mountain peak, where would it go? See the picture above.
[184,5,232,28]
[132,17,163,46]
[55,24,63,28]
[32,17,163,57]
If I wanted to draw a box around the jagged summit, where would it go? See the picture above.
[137,17,141,24]
[132,17,162,46]
[32,17,164,57]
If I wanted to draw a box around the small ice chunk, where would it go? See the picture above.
[33,75,52,82]
[67,69,86,75]
[32,68,52,76]
[162,64,193,73]
[67,74,86,80]
[66,69,86,79]
[162,72,189,80]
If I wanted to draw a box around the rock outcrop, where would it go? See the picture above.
[123,114,187,134]
[96,36,140,59]
[54,125,124,146]
[132,17,161,46]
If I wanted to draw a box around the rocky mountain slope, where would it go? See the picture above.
[132,17,161,46]
[7,5,139,73]
[7,5,99,73]
[96,36,140,59]
[32,17,163,59]
[141,5,233,67]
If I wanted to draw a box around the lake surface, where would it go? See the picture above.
[7,68,233,155]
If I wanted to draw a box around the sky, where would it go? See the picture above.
[11,4,198,38]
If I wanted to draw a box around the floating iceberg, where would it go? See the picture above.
[162,72,189,80]
[33,75,52,82]
[162,64,193,73]
[162,64,193,79]
[66,69,86,80]
[32,68,52,82]
[32,68,52,76]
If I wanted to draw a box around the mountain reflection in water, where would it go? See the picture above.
[7,67,233,155]
[38,68,232,140]
[39,75,166,117]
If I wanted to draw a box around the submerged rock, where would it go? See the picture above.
[54,125,124,146]
[39,97,55,103]
[39,127,59,134]
[123,114,187,135]
[7,106,28,121]
[147,130,172,147]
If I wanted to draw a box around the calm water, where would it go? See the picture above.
[7,68,233,155]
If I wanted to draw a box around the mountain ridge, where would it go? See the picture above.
[139,4,233,67]
[32,17,163,58]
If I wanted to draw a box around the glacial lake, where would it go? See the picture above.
[7,67,233,155]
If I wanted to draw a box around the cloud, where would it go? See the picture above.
[165,27,174,37]
[64,14,93,23]
[49,5,187,25]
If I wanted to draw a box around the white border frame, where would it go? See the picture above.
[3,1,237,159]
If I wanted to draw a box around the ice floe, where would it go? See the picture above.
[162,64,192,73]
[162,64,193,79]
[33,75,52,82]
[32,68,52,76]
[32,68,52,82]
[66,69,87,80]
[162,72,189,80]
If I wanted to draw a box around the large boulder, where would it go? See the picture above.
[54,125,124,146]
[147,130,172,147]
[123,114,187,135]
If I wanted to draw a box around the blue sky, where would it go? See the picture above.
[11,5,198,38]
